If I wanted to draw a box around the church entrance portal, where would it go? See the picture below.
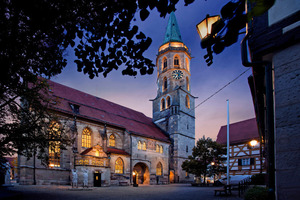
[133,162,150,185]
[93,171,101,187]
[169,170,175,183]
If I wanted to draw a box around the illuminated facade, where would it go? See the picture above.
[18,12,192,186]
[152,12,195,183]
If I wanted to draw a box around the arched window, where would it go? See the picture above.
[82,127,92,148]
[156,162,162,176]
[186,77,190,91]
[174,56,179,68]
[109,134,115,147]
[162,57,167,71]
[49,121,61,168]
[156,144,160,153]
[95,150,100,157]
[163,77,167,92]
[166,96,171,108]
[185,95,190,109]
[186,58,190,71]
[160,145,163,154]
[138,141,142,150]
[115,157,124,174]
[161,98,165,111]
[142,141,147,150]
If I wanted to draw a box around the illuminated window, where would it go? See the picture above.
[49,122,61,168]
[163,77,167,92]
[156,162,162,176]
[163,57,167,71]
[161,98,165,111]
[166,96,171,108]
[95,150,100,157]
[156,144,160,152]
[138,141,142,150]
[160,145,163,154]
[185,95,190,109]
[186,58,190,71]
[174,56,179,68]
[186,77,190,91]
[115,157,124,174]
[109,134,116,147]
[142,141,147,150]
[82,127,92,148]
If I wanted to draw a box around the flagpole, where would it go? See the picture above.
[227,99,230,185]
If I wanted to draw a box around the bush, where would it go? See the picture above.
[251,174,266,185]
[244,186,269,200]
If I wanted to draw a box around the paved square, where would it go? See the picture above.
[1,184,243,200]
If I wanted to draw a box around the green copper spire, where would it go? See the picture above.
[163,12,183,44]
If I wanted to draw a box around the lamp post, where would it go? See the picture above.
[133,171,138,187]
[196,15,221,65]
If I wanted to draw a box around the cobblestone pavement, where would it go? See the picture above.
[1,184,244,200]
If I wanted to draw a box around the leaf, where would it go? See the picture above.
[136,32,146,40]
[140,8,150,21]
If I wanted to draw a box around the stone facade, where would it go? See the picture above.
[273,43,300,199]
[152,13,195,183]
[19,115,170,186]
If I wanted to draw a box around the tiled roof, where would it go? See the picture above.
[46,79,170,143]
[107,148,130,156]
[216,118,259,145]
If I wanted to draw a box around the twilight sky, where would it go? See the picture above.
[51,0,255,141]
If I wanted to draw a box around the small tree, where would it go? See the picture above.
[182,136,226,184]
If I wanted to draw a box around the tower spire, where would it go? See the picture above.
[163,12,183,44]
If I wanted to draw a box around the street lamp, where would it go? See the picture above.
[250,139,258,147]
[133,171,138,187]
[196,14,220,48]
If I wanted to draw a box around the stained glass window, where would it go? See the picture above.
[142,141,147,150]
[156,162,162,176]
[138,141,142,150]
[115,157,124,174]
[160,145,163,154]
[49,122,60,168]
[109,134,115,147]
[156,144,160,152]
[82,127,91,148]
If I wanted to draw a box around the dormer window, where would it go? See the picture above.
[69,103,80,114]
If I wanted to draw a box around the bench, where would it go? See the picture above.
[214,185,232,196]
[119,181,129,186]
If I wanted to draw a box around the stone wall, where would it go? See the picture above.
[273,42,300,200]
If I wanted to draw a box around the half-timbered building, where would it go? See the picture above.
[216,118,265,176]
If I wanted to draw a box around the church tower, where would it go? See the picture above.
[152,12,195,183]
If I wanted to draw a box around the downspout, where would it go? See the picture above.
[241,33,275,200]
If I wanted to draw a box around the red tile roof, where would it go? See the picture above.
[107,148,130,156]
[46,79,170,143]
[216,118,259,145]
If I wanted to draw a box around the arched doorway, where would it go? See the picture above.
[169,170,175,183]
[133,162,150,185]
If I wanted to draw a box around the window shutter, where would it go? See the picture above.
[238,159,242,166]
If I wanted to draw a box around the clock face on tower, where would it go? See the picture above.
[172,70,183,80]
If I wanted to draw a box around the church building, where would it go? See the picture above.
[18,12,195,186]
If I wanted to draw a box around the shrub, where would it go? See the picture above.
[244,186,269,200]
[251,174,266,185]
